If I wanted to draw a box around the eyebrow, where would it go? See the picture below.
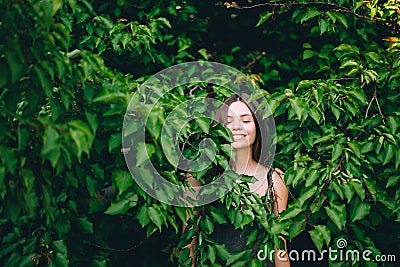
[227,114,253,118]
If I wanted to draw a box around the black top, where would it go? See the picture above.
[210,224,275,267]
[208,168,276,266]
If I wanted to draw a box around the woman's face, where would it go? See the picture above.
[227,101,257,150]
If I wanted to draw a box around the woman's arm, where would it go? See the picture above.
[272,168,290,267]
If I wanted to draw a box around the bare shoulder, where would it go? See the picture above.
[273,167,285,177]
[186,173,202,187]
[271,168,288,195]
[271,167,289,213]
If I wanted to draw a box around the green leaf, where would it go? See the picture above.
[86,111,98,133]
[146,108,163,139]
[197,48,208,60]
[291,167,306,186]
[349,200,370,222]
[256,11,272,27]
[105,199,130,215]
[156,17,171,28]
[387,116,399,135]
[331,104,341,121]
[17,126,28,151]
[226,250,248,266]
[348,141,361,158]
[114,170,133,195]
[351,180,365,201]
[214,244,230,261]
[6,44,25,83]
[210,209,227,224]
[93,92,125,102]
[86,176,96,196]
[67,0,76,11]
[318,17,329,34]
[54,253,69,266]
[332,143,344,162]
[303,50,315,60]
[334,13,349,28]
[148,206,167,230]
[35,67,51,97]
[298,186,318,206]
[314,225,331,246]
[215,127,233,142]
[332,180,344,200]
[296,80,315,90]
[324,202,346,230]
[386,175,399,188]
[0,58,9,87]
[108,133,121,152]
[0,166,5,185]
[270,220,291,235]
[349,87,367,104]
[42,126,59,155]
[53,240,67,254]
[279,206,303,220]
[382,143,395,165]
[289,97,306,121]
[342,182,354,203]
[288,221,306,240]
[309,229,324,253]
[175,207,188,223]
[137,206,151,227]
[309,106,321,123]
[69,129,85,158]
[301,8,321,23]
[77,217,94,234]
[208,245,217,263]
[52,0,62,16]
[305,169,320,187]
[136,142,155,166]
[195,116,210,134]
[202,216,214,234]
[396,150,400,169]
[365,52,380,64]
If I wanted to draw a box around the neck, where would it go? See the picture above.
[233,147,257,174]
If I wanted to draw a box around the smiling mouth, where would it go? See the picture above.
[232,134,247,141]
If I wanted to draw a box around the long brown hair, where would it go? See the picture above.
[215,93,274,167]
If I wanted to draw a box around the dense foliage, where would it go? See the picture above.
[0,0,399,266]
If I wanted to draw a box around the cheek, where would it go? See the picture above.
[246,124,257,142]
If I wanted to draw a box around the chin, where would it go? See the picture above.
[231,141,251,150]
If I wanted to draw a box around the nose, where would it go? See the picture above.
[231,118,243,130]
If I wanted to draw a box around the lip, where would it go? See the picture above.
[232,134,247,140]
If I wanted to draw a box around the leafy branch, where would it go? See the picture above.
[225,1,399,29]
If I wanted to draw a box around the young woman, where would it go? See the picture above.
[184,94,290,267]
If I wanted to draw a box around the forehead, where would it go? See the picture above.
[227,101,252,117]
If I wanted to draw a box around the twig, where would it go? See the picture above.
[327,77,358,82]
[374,92,386,124]
[188,85,200,96]
[242,51,266,70]
[91,236,150,252]
[365,86,386,124]
[310,179,330,212]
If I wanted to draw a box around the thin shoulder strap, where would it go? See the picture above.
[267,167,274,201]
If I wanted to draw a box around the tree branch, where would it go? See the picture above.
[242,51,266,70]
[230,1,385,24]
[365,86,386,124]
